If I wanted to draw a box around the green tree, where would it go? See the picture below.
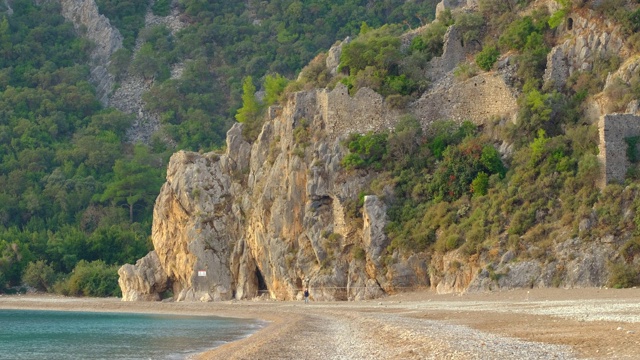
[471,172,490,196]
[87,224,150,265]
[516,89,553,139]
[65,260,121,297]
[100,145,164,223]
[475,45,500,71]
[45,225,88,273]
[108,48,132,81]
[130,43,167,80]
[0,240,32,288]
[22,260,56,292]
[235,76,261,123]
[263,73,289,106]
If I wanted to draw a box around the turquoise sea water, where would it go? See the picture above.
[0,309,263,360]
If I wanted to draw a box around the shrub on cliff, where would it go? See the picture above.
[341,132,388,171]
[498,13,548,52]
[475,45,500,71]
[264,73,289,106]
[409,20,449,59]
[428,137,505,202]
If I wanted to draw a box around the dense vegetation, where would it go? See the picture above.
[0,1,164,296]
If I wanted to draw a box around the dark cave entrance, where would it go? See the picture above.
[567,18,573,31]
[255,267,268,293]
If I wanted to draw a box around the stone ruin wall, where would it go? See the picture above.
[317,83,401,138]
[598,114,640,187]
[410,73,519,129]
[315,74,518,138]
[427,25,476,81]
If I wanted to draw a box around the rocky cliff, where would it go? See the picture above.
[118,1,640,301]
[119,89,424,301]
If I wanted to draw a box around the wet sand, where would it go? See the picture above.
[2,288,640,359]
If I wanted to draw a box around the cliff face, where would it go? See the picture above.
[119,86,619,301]
[119,90,427,301]
[118,1,640,301]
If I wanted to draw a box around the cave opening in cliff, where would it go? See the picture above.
[567,18,573,30]
[255,267,268,293]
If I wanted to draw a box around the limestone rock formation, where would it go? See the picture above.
[119,87,420,301]
[326,37,350,76]
[544,9,627,95]
[118,251,169,301]
[58,0,123,105]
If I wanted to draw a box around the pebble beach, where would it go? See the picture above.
[2,288,640,359]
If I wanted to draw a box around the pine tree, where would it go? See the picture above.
[235,76,260,123]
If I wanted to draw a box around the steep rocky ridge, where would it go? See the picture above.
[111,4,187,144]
[55,0,185,143]
[57,0,123,105]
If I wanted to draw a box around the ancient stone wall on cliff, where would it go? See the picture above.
[318,84,401,138]
[411,73,519,127]
[598,113,640,186]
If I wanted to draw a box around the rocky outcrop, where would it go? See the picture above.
[118,251,169,301]
[119,0,635,301]
[58,0,123,105]
[544,9,627,91]
[326,37,350,76]
[119,87,428,301]
[435,0,474,19]
[465,236,615,293]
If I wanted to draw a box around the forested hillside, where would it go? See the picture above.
[0,0,437,295]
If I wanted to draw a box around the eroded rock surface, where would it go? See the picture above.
[118,251,168,301]
[120,84,432,301]
[59,0,123,105]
